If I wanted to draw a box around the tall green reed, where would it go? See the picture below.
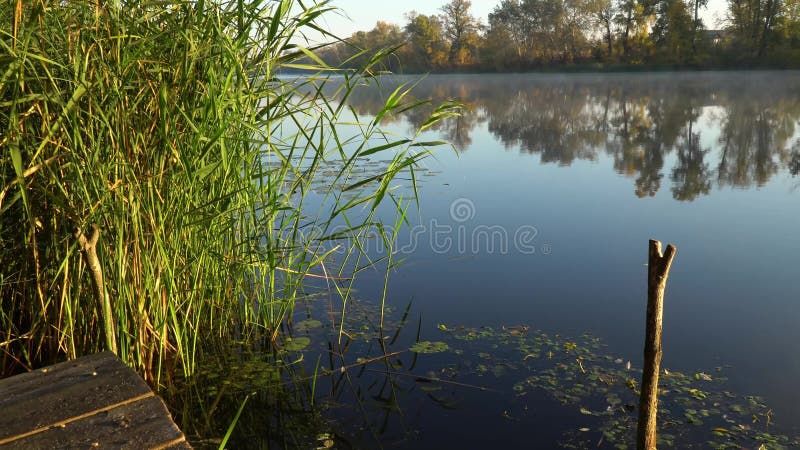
[0,0,458,382]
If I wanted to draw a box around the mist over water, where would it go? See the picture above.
[343,72,800,196]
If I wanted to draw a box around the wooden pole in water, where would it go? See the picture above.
[637,240,676,450]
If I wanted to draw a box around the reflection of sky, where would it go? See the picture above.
[324,73,800,427]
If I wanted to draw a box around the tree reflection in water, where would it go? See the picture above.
[335,72,800,201]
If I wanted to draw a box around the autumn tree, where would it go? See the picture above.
[403,12,450,70]
[439,0,481,66]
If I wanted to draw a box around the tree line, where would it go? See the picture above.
[317,0,800,71]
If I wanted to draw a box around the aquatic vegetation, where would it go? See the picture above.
[409,341,449,354]
[165,343,333,449]
[310,300,800,447]
[169,293,799,448]
[437,324,800,449]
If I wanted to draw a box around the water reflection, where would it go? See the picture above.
[340,73,800,200]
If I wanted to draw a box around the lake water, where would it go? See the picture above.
[253,72,800,448]
[208,72,800,449]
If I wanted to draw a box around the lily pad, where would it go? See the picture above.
[295,319,322,332]
[409,341,449,354]
[284,336,311,352]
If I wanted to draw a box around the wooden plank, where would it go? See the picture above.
[0,352,153,442]
[2,396,188,450]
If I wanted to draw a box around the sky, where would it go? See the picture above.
[305,0,729,43]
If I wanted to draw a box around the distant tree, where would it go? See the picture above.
[483,17,524,69]
[488,0,529,62]
[561,0,594,61]
[690,0,709,59]
[615,0,651,60]
[784,0,800,41]
[522,0,566,61]
[439,0,481,66]
[403,12,450,70]
[782,0,800,47]
[588,0,617,57]
[726,0,782,57]
[318,21,404,71]
[652,0,693,62]
[323,0,800,71]
[487,0,594,65]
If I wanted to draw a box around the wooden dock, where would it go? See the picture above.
[0,352,191,449]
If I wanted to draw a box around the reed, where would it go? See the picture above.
[0,0,457,381]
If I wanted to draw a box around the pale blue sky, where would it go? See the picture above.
[306,0,728,42]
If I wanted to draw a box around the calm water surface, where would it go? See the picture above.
[290,72,800,448]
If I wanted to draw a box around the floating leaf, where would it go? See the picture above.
[689,388,708,400]
[409,341,449,354]
[696,372,713,381]
[295,319,322,332]
[283,336,311,352]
